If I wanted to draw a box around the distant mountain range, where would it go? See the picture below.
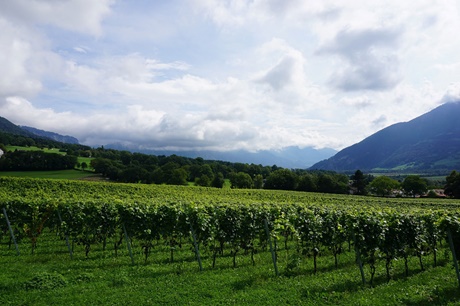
[310,101,460,173]
[106,143,337,168]
[20,126,79,144]
[0,116,79,144]
[0,116,33,137]
[0,116,336,168]
[5,101,460,172]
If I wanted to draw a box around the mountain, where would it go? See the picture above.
[21,126,79,144]
[0,116,80,144]
[1,115,335,168]
[310,101,460,173]
[0,116,35,137]
[106,144,337,169]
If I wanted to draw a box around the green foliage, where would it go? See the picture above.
[195,174,211,187]
[211,172,225,188]
[1,177,460,304]
[351,170,370,195]
[264,169,298,190]
[445,170,460,198]
[369,176,400,197]
[402,175,428,197]
[316,172,349,194]
[229,172,253,189]
[253,174,264,189]
[297,173,317,192]
[0,150,77,171]
[24,272,67,290]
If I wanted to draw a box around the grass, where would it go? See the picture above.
[5,146,66,155]
[1,230,460,305]
[0,169,99,180]
[77,156,93,167]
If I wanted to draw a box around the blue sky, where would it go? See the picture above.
[1,0,460,152]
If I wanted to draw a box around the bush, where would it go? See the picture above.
[25,272,67,290]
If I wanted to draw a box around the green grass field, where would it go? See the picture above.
[1,229,459,305]
[5,146,66,155]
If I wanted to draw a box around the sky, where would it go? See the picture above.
[1,0,460,153]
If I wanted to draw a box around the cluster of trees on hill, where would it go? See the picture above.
[0,150,77,171]
[88,148,351,193]
[0,131,90,152]
[350,170,446,198]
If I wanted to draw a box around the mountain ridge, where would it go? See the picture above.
[0,115,336,168]
[20,126,79,144]
[105,143,337,169]
[310,101,460,173]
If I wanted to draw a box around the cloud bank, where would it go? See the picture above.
[1,0,460,152]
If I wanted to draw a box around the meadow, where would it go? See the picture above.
[1,177,460,305]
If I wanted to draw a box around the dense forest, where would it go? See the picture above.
[0,150,77,171]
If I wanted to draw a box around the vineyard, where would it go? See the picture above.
[2,177,460,304]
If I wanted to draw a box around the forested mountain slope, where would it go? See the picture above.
[310,101,460,173]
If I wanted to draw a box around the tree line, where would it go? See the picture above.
[0,150,77,171]
[88,148,351,194]
[2,130,460,197]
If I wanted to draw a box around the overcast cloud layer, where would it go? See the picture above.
[1,0,460,152]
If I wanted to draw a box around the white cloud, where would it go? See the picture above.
[318,27,402,91]
[0,18,43,98]
[441,83,460,104]
[1,0,460,155]
[0,0,113,36]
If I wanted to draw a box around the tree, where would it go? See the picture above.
[401,175,428,197]
[297,173,317,192]
[81,162,88,171]
[351,170,368,195]
[230,172,253,189]
[211,172,225,188]
[253,174,264,189]
[168,168,188,185]
[316,172,348,194]
[369,176,400,197]
[195,175,211,187]
[445,170,460,198]
[264,169,298,190]
[119,166,150,183]
[91,158,116,176]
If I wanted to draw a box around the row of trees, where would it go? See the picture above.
[89,154,351,194]
[2,131,459,197]
[0,150,77,171]
[351,170,440,198]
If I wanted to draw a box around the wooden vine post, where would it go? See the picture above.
[2,207,20,256]
[264,218,279,277]
[352,231,366,285]
[190,224,203,272]
[447,230,460,288]
[57,210,73,259]
[122,223,135,265]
